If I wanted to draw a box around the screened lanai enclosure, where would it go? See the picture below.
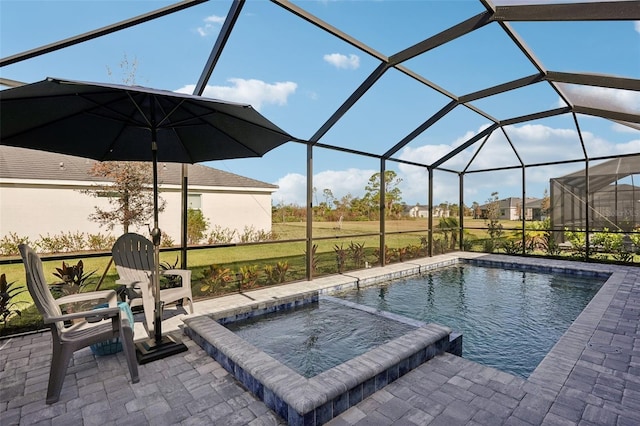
[1,0,639,280]
[551,156,640,232]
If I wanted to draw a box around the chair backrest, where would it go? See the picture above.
[112,233,154,271]
[18,244,64,332]
[112,233,155,284]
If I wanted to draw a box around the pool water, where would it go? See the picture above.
[225,298,417,378]
[336,264,606,378]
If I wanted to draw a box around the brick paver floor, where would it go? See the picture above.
[1,253,637,425]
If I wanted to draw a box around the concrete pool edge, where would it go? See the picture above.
[184,314,455,425]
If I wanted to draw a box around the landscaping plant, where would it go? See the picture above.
[334,243,347,273]
[50,260,97,297]
[264,261,289,284]
[348,241,366,268]
[199,264,234,296]
[0,273,27,324]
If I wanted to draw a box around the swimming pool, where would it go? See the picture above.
[335,262,606,378]
[184,255,611,425]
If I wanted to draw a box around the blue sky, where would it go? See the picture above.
[1,0,639,208]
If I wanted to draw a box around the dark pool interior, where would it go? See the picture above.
[337,264,606,378]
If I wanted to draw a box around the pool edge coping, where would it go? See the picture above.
[184,314,453,425]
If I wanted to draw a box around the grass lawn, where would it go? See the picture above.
[4,217,632,336]
[0,218,519,301]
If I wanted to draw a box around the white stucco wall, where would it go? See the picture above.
[158,185,274,243]
[0,179,274,246]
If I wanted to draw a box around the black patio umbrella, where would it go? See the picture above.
[1,77,293,360]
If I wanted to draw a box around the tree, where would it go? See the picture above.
[350,196,371,220]
[485,192,503,250]
[82,161,165,234]
[316,188,335,218]
[322,188,335,207]
[471,201,480,219]
[81,56,165,235]
[541,188,550,219]
[364,170,403,218]
[187,208,209,245]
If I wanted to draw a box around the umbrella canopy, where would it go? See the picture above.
[0,77,292,162]
[1,77,293,354]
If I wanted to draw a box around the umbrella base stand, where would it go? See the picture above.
[135,335,188,364]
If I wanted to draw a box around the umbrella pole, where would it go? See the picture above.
[135,128,187,364]
[151,141,163,343]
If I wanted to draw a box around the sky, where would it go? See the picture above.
[1,0,639,209]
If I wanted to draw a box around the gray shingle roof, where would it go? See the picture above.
[0,145,278,189]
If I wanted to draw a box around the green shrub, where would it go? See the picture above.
[0,233,32,256]
[207,225,237,244]
[87,233,116,251]
[240,225,276,243]
[187,208,209,245]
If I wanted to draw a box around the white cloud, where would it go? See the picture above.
[612,122,640,133]
[323,53,360,70]
[272,173,307,206]
[273,168,375,206]
[397,122,640,203]
[594,137,640,155]
[273,122,639,206]
[635,21,640,34]
[176,78,297,111]
[196,15,225,37]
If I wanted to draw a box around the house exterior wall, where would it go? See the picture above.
[0,179,274,245]
[157,185,274,242]
[500,206,519,221]
[408,206,429,218]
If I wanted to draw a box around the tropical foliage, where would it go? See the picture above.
[0,274,27,323]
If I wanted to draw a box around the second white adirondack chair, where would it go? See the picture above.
[111,233,194,336]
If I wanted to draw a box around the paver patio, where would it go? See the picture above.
[1,253,638,425]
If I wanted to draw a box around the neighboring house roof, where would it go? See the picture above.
[524,198,543,209]
[0,145,278,189]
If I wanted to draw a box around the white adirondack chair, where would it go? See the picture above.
[111,233,194,336]
[19,244,139,404]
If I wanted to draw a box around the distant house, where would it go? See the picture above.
[478,197,541,221]
[407,204,429,218]
[406,203,450,219]
[0,146,278,244]
[524,198,544,221]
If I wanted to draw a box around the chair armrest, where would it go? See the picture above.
[162,269,191,284]
[55,290,118,308]
[115,278,140,285]
[45,306,121,324]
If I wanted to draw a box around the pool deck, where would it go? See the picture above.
[1,252,638,425]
